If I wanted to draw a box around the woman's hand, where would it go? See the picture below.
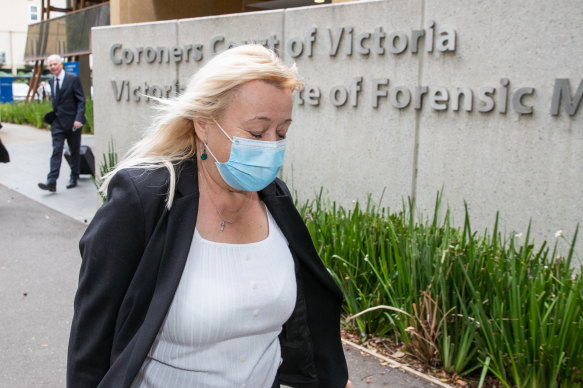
[345,380,353,388]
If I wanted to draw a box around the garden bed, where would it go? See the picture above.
[298,191,582,388]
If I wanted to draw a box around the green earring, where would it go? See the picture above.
[201,146,208,160]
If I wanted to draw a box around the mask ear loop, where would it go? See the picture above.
[206,119,235,163]
[212,119,234,142]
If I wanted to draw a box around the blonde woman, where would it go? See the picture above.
[67,45,352,388]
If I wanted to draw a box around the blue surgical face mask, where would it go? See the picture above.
[204,119,286,192]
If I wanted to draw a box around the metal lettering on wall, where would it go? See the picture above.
[106,22,581,117]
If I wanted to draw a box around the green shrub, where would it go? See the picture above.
[84,98,94,134]
[297,192,582,387]
[0,101,52,128]
[92,139,118,202]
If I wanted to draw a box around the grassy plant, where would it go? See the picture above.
[92,139,118,201]
[296,192,582,387]
[461,225,582,387]
[84,98,94,134]
[298,190,413,340]
[0,101,52,128]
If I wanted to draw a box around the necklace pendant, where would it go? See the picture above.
[220,221,226,231]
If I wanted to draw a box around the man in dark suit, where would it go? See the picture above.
[38,54,86,192]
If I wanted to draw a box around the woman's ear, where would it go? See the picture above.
[193,119,208,144]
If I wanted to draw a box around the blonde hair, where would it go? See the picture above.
[101,44,303,208]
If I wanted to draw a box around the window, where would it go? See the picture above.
[29,5,39,22]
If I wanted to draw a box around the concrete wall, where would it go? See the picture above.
[92,0,582,257]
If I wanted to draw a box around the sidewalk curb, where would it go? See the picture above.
[342,339,453,388]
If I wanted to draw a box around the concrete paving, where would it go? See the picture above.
[0,184,83,387]
[0,123,440,387]
[0,123,100,224]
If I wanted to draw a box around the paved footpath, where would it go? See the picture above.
[0,123,442,387]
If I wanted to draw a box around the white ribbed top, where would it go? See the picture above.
[131,208,297,388]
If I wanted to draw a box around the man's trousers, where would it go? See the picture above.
[47,125,81,184]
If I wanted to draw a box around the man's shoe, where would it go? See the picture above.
[66,179,78,189]
[38,182,56,192]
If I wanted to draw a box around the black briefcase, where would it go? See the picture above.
[44,111,55,124]
[64,145,95,176]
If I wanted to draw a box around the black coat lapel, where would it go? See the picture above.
[261,182,343,299]
[123,161,199,386]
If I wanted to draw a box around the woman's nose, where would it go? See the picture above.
[264,131,277,142]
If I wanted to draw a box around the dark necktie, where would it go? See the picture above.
[54,77,60,100]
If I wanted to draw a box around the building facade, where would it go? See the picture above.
[0,0,66,74]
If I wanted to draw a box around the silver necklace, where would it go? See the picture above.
[199,173,235,231]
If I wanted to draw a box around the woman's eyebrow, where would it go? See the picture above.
[246,116,293,124]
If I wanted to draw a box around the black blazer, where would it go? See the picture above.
[67,159,349,387]
[50,72,86,130]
